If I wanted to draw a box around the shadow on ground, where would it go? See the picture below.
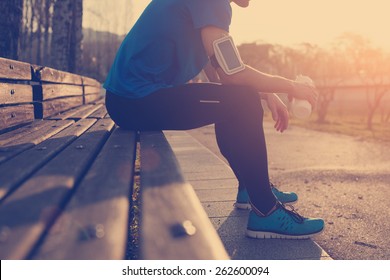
[212,209,326,260]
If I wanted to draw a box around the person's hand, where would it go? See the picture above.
[266,93,289,133]
[289,81,319,109]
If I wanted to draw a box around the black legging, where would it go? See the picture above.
[105,83,277,213]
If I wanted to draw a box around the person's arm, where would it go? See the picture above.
[200,26,318,108]
[203,60,273,99]
[202,61,220,83]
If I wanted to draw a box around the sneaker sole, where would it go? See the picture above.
[246,227,324,240]
[235,200,297,210]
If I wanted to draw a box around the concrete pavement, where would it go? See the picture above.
[164,130,332,260]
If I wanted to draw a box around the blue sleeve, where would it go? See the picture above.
[186,0,232,32]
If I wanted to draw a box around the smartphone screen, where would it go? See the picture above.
[217,40,242,70]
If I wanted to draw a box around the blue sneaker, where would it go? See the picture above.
[246,202,325,239]
[234,184,298,210]
[271,184,298,204]
[235,188,251,210]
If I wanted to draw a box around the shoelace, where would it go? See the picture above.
[270,183,282,194]
[279,202,305,223]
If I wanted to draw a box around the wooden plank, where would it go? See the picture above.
[33,66,82,85]
[139,131,229,260]
[48,104,102,121]
[35,84,83,101]
[141,183,229,260]
[87,105,107,119]
[0,120,55,146]
[0,83,33,104]
[0,58,32,80]
[84,93,103,104]
[94,97,106,106]
[67,104,103,120]
[49,104,103,121]
[33,126,136,260]
[84,85,101,95]
[0,105,35,131]
[0,119,73,165]
[47,105,85,120]
[0,119,96,203]
[82,76,101,88]
[140,132,184,187]
[35,96,83,119]
[0,119,112,260]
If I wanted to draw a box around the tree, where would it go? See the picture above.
[361,50,390,130]
[336,33,390,129]
[19,0,55,65]
[0,0,24,59]
[43,0,54,65]
[50,0,83,73]
[313,46,352,123]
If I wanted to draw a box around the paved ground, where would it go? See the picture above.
[180,121,390,260]
[165,130,331,260]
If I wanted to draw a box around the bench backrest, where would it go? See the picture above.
[0,57,102,132]
[0,58,35,131]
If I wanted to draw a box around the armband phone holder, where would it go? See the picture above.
[212,36,245,75]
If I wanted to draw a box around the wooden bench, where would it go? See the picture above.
[0,58,228,260]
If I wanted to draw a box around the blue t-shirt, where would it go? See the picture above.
[103,0,232,98]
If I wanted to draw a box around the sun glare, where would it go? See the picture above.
[106,0,390,50]
[230,0,390,50]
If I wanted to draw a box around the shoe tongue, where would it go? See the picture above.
[283,204,305,223]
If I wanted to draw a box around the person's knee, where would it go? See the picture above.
[234,86,264,116]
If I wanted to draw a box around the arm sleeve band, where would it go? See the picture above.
[212,36,245,75]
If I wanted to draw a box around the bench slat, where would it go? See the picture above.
[0,83,33,104]
[66,104,103,120]
[82,77,101,88]
[86,105,107,119]
[34,96,83,119]
[84,85,101,95]
[0,120,53,146]
[0,119,96,204]
[37,84,83,100]
[0,104,35,131]
[0,119,113,260]
[94,98,105,105]
[48,105,87,120]
[32,126,137,260]
[48,104,102,121]
[139,131,229,260]
[84,93,103,104]
[0,58,32,80]
[33,66,82,85]
[0,119,74,165]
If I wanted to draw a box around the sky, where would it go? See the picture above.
[83,0,390,50]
